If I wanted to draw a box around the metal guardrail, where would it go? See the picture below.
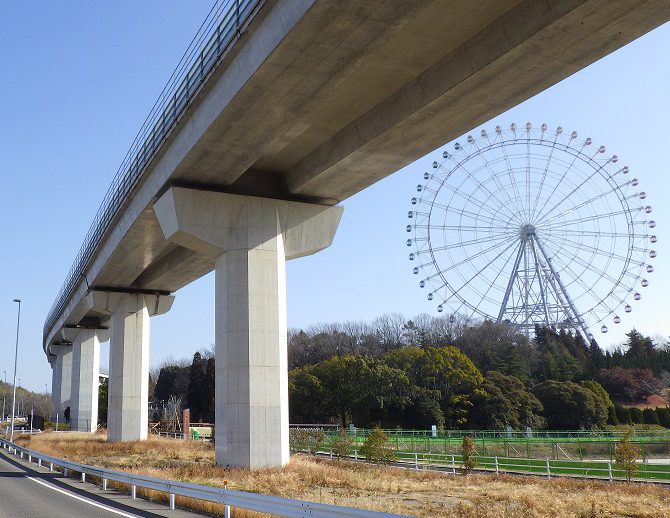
[0,439,408,517]
[43,0,265,343]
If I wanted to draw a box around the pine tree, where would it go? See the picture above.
[187,352,206,421]
[203,357,216,423]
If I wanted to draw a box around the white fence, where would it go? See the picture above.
[0,439,408,517]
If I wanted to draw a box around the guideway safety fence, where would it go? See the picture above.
[44,0,265,341]
[0,439,408,518]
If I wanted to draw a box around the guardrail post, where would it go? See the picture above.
[28,454,31,463]
[103,478,107,491]
[169,493,175,511]
[608,460,613,481]
[414,453,419,470]
[224,482,231,518]
[354,450,358,461]
[81,473,86,483]
[131,485,137,499]
[546,459,551,479]
[64,468,68,478]
[451,454,456,475]
[19,452,23,459]
[495,456,499,475]
[49,462,53,472]
[38,459,41,467]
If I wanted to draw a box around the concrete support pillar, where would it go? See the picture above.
[84,291,173,443]
[51,346,73,418]
[154,187,342,468]
[108,295,150,442]
[69,329,102,432]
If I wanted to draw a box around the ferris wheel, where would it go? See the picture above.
[406,123,656,341]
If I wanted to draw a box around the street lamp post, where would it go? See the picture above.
[2,370,6,423]
[10,299,21,442]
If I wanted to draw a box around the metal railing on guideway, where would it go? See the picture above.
[44,0,266,342]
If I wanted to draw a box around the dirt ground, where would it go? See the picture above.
[14,432,670,517]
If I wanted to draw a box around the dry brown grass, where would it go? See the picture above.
[15,432,670,517]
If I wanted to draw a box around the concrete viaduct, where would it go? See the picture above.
[45,0,670,468]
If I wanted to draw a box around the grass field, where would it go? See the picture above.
[13,432,670,517]
[308,429,670,462]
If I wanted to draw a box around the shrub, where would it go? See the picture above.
[461,436,476,474]
[360,427,395,464]
[615,428,641,482]
[289,429,325,454]
[330,428,353,458]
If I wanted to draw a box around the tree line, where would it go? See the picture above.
[151,313,670,430]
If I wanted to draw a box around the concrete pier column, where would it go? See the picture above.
[51,346,73,418]
[84,291,173,442]
[68,329,102,432]
[154,187,342,467]
[108,294,150,442]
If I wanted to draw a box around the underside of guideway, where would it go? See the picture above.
[43,0,670,468]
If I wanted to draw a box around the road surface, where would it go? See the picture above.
[0,448,201,517]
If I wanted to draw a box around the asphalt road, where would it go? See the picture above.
[0,449,201,518]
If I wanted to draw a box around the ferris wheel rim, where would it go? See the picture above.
[407,123,655,338]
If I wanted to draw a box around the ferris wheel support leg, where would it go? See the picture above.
[529,238,551,326]
[497,238,526,322]
[534,238,591,341]
[154,187,343,468]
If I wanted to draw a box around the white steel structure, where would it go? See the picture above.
[407,123,657,341]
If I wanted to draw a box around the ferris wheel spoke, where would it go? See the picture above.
[538,182,638,227]
[551,229,635,239]
[540,236,642,299]
[531,141,587,223]
[416,224,514,235]
[545,233,646,266]
[534,154,609,223]
[439,239,521,304]
[432,166,520,223]
[429,233,512,253]
[547,249,626,312]
[470,140,527,222]
[498,135,528,219]
[435,237,518,275]
[529,130,561,220]
[465,241,520,324]
[536,208,632,229]
[429,197,512,225]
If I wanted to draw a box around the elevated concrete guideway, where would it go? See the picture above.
[45,0,670,467]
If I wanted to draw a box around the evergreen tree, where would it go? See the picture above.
[642,407,660,426]
[187,352,206,421]
[203,357,216,423]
[98,378,108,425]
[629,407,644,424]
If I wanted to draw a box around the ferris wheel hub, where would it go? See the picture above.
[520,224,536,239]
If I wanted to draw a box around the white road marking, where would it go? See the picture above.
[27,475,142,517]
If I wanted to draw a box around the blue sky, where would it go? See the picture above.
[1,3,668,392]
